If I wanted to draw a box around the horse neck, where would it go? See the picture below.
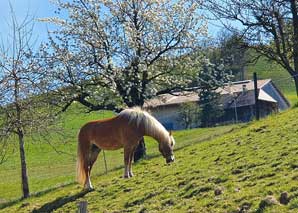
[119,109,169,143]
[143,125,169,145]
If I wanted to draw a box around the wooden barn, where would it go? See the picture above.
[144,79,290,130]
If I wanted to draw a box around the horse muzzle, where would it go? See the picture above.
[166,155,175,164]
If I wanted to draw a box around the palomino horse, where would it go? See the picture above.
[77,107,175,189]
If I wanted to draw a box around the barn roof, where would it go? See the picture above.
[144,79,284,109]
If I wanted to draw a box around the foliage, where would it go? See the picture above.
[178,102,201,129]
[40,0,207,111]
[209,31,249,81]
[204,0,298,97]
[197,59,231,127]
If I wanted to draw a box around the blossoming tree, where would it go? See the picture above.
[42,0,206,110]
[41,0,206,159]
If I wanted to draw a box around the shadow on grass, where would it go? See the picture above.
[31,189,92,213]
[35,183,75,197]
[292,102,298,108]
[0,198,23,211]
[0,182,74,210]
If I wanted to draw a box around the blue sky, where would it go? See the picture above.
[0,0,225,47]
[0,0,56,45]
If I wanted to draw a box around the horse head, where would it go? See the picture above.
[159,131,175,164]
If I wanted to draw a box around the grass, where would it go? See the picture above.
[245,56,298,105]
[1,106,298,212]
[0,104,115,202]
[0,103,238,204]
[1,56,298,212]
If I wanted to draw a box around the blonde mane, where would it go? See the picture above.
[118,107,169,142]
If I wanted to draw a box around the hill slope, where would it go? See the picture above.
[0,103,238,203]
[246,56,297,105]
[2,107,298,212]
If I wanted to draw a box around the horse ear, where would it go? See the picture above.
[169,130,172,136]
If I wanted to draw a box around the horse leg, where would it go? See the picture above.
[89,144,101,172]
[83,162,92,190]
[85,144,101,189]
[123,147,132,178]
[128,145,138,177]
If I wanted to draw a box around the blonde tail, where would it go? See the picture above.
[77,132,90,186]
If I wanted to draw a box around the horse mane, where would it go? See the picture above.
[118,107,169,142]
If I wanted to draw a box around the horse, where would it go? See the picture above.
[77,107,176,190]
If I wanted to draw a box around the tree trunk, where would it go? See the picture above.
[290,0,298,98]
[124,89,147,161]
[294,74,298,98]
[18,130,30,198]
[134,137,146,162]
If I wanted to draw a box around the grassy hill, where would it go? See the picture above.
[245,57,297,105]
[0,103,238,204]
[1,56,298,212]
[1,105,298,212]
[0,104,114,202]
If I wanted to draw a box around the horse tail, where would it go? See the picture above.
[77,128,90,186]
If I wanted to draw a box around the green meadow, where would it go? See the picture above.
[0,103,238,205]
[1,103,298,212]
[1,58,298,212]
[246,56,297,105]
[0,104,115,202]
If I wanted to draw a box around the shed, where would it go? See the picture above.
[144,79,290,130]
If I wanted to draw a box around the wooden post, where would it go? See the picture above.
[100,111,108,175]
[102,150,108,174]
[78,201,87,213]
[253,72,260,120]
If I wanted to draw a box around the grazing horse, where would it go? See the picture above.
[77,107,175,189]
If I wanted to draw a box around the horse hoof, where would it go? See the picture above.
[123,175,130,179]
[84,185,94,191]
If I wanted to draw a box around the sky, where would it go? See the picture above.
[0,0,56,46]
[0,0,225,47]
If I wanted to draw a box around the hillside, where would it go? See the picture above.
[0,105,115,202]
[245,57,297,105]
[0,103,237,204]
[1,106,298,212]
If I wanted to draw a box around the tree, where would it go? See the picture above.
[178,102,201,129]
[0,9,59,198]
[197,59,231,127]
[41,0,206,159]
[210,31,248,81]
[41,0,206,110]
[204,0,298,98]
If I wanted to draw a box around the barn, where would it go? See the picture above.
[144,79,290,130]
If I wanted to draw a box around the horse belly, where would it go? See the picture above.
[92,138,123,150]
[99,142,123,150]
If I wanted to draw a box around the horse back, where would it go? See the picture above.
[78,115,142,150]
[79,117,118,138]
